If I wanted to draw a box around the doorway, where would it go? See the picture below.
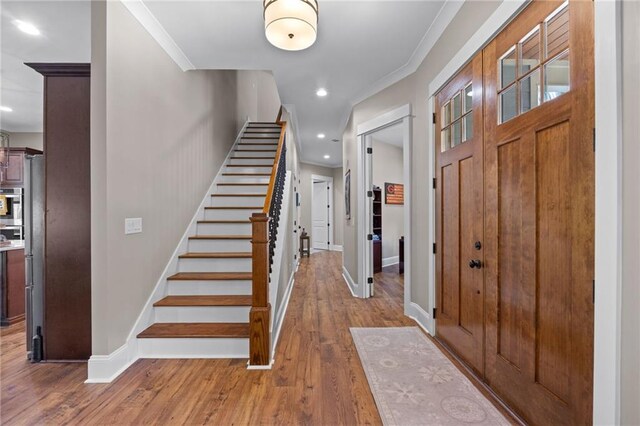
[432,1,595,424]
[311,175,333,251]
[356,105,412,311]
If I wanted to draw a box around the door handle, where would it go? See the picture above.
[469,259,482,269]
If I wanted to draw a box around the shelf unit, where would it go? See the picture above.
[373,186,382,273]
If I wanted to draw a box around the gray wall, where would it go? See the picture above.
[372,139,404,262]
[342,1,501,309]
[621,1,640,424]
[299,162,344,248]
[236,70,282,130]
[90,1,281,355]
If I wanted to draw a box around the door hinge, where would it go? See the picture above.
[367,234,373,241]
[432,113,437,124]
[367,147,373,154]
[593,128,596,152]
[368,277,373,284]
[367,190,373,198]
[327,186,330,190]
[327,204,330,209]
[433,243,437,254]
[593,279,595,304]
[432,307,437,319]
[432,178,437,189]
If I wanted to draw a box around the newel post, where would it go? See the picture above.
[249,212,271,366]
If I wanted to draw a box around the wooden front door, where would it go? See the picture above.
[434,53,484,375]
[483,1,594,424]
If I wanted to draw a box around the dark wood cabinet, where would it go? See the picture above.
[373,187,382,273]
[27,63,91,361]
[1,249,26,326]
[0,149,41,188]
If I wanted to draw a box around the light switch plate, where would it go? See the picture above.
[125,218,142,235]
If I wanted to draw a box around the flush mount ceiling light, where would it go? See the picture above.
[0,106,13,112]
[264,0,318,51]
[13,20,40,36]
[316,88,328,97]
[317,133,325,139]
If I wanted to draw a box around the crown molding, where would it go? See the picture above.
[120,0,195,71]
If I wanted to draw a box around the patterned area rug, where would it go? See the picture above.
[350,327,509,425]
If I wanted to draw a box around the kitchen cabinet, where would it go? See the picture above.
[0,149,41,188]
[0,247,26,326]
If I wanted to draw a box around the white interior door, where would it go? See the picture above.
[312,181,329,250]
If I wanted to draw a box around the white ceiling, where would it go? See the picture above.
[0,1,91,132]
[0,1,450,167]
[372,122,404,149]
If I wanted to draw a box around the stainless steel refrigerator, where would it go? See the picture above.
[23,154,44,360]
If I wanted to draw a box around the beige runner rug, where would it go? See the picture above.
[350,327,509,425]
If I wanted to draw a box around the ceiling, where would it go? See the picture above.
[371,122,404,149]
[0,1,91,132]
[1,1,450,167]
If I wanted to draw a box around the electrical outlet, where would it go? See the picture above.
[125,218,142,235]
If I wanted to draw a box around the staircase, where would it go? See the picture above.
[136,122,284,359]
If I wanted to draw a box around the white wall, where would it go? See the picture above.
[342,1,501,309]
[372,139,404,262]
[4,132,43,151]
[90,1,282,355]
[236,70,281,130]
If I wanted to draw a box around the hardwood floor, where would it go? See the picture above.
[1,252,415,425]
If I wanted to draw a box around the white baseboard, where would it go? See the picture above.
[406,302,433,336]
[86,340,138,383]
[342,266,359,298]
[331,245,343,252]
[382,256,399,267]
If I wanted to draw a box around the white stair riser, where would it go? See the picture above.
[154,306,250,323]
[220,175,270,184]
[167,280,252,296]
[197,222,251,234]
[178,257,251,273]
[236,145,278,150]
[138,338,248,359]
[204,209,260,221]
[210,195,265,207]
[216,185,268,194]
[188,239,251,252]
[232,151,276,158]
[225,166,273,174]
[242,134,280,139]
[228,158,275,166]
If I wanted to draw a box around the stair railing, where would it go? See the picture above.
[249,114,287,367]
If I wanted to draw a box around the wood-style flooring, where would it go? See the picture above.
[1,252,515,425]
[1,252,412,425]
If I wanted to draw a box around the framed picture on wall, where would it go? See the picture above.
[385,182,404,205]
[345,169,351,220]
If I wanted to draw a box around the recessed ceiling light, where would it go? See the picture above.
[317,133,326,139]
[13,20,40,36]
[316,88,328,97]
[324,155,330,159]
[0,106,13,112]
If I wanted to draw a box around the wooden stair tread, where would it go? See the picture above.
[154,295,252,307]
[198,220,251,224]
[137,323,250,339]
[230,157,275,160]
[211,193,266,197]
[222,173,272,176]
[189,235,251,240]
[168,272,252,281]
[217,183,269,186]
[234,149,277,152]
[205,206,263,210]
[227,164,273,168]
[179,252,251,259]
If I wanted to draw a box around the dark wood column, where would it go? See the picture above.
[26,63,91,361]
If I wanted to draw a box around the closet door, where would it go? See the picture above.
[434,53,484,375]
[483,1,594,424]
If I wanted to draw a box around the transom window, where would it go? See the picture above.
[498,1,570,124]
[441,83,473,152]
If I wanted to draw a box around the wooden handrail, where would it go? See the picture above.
[262,121,287,214]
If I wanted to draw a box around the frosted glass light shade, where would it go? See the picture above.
[264,0,318,51]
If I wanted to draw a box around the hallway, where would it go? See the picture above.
[1,252,414,424]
